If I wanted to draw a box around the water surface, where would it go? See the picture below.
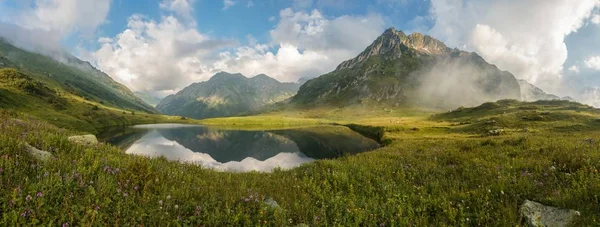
[98,124,379,172]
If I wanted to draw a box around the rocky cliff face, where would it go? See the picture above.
[291,27,522,109]
[156,72,299,119]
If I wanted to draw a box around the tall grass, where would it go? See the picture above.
[1,108,599,225]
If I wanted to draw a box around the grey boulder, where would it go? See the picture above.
[520,200,580,227]
[24,143,53,162]
[68,135,98,146]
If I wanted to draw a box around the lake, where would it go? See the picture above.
[97,124,380,172]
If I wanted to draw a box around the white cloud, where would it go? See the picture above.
[568,65,580,73]
[214,8,385,82]
[0,0,111,60]
[429,0,599,90]
[223,0,236,9]
[592,14,600,24]
[585,56,600,70]
[160,0,196,20]
[91,7,385,94]
[92,15,236,94]
[16,0,111,37]
[247,0,254,7]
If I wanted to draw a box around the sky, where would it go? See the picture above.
[0,0,599,105]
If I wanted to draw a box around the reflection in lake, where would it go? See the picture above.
[98,124,379,172]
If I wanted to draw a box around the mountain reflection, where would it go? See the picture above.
[99,124,379,172]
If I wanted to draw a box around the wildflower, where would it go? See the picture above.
[0,168,3,174]
[20,211,27,217]
[62,223,69,227]
[166,195,172,200]
[158,200,163,205]
[36,191,43,197]
[134,186,139,191]
[26,195,32,201]
[123,192,128,197]
[174,205,179,209]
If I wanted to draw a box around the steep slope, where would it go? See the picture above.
[156,72,299,119]
[0,38,155,113]
[291,28,521,109]
[0,68,183,133]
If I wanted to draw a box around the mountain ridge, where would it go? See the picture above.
[156,72,299,119]
[0,37,156,113]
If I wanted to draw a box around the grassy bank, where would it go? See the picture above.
[2,100,600,225]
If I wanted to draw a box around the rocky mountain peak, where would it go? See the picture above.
[336,27,450,70]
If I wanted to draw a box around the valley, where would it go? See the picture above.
[0,25,599,226]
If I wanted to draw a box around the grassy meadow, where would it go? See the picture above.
[1,100,600,226]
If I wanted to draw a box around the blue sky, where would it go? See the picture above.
[88,0,432,50]
[0,0,600,105]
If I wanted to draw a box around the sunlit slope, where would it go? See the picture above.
[0,38,156,113]
[0,68,191,133]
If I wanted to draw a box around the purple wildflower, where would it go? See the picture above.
[134,186,139,191]
[20,211,27,217]
[36,191,43,197]
[62,222,69,227]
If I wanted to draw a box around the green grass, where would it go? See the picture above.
[0,68,198,134]
[2,99,600,225]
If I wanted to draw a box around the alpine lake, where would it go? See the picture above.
[97,124,380,172]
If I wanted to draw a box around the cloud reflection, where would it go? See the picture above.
[126,130,314,172]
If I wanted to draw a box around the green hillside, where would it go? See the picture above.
[0,68,191,133]
[0,39,155,113]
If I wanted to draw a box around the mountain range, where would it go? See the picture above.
[0,27,580,123]
[156,72,299,119]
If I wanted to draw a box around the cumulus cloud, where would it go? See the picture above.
[92,7,385,94]
[215,8,385,82]
[568,65,580,74]
[428,0,599,91]
[585,56,600,70]
[92,15,236,94]
[0,0,111,62]
[16,0,111,37]
[160,0,196,20]
[592,14,600,24]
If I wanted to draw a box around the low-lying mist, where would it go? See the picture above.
[411,55,521,110]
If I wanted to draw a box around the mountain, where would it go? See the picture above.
[296,77,313,85]
[156,72,300,119]
[134,91,163,107]
[291,28,522,109]
[518,80,561,101]
[0,38,155,113]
